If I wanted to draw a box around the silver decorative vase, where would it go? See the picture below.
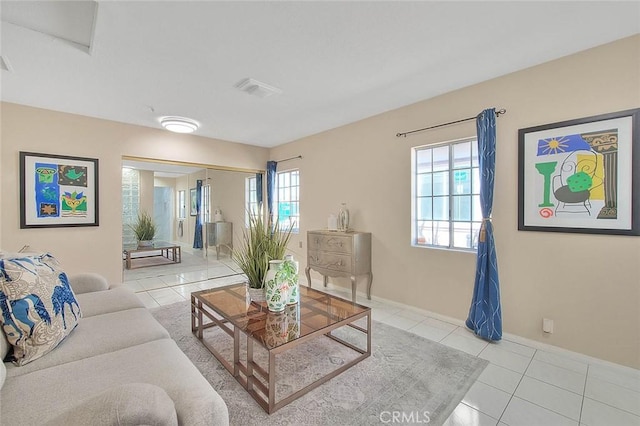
[338,203,350,232]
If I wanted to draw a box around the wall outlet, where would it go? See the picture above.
[543,318,554,333]
[299,240,303,249]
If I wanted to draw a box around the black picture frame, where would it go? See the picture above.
[518,108,639,236]
[20,151,99,228]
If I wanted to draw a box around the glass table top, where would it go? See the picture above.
[192,284,370,349]
[122,241,178,252]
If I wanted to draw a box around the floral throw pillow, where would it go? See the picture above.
[0,253,82,365]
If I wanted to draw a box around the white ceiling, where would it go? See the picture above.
[1,1,639,148]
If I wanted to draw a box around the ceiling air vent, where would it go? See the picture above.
[234,78,282,98]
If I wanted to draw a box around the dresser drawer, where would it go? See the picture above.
[308,233,353,254]
[308,250,352,273]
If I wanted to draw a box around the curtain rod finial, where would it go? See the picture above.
[496,108,507,115]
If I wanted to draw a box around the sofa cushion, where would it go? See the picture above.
[0,358,5,390]
[2,339,229,426]
[44,383,178,426]
[75,286,144,317]
[5,307,170,377]
[0,253,82,365]
[0,329,8,361]
[67,272,109,294]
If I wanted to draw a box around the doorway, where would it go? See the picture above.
[153,186,172,242]
[121,157,262,307]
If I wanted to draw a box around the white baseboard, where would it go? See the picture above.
[309,278,640,375]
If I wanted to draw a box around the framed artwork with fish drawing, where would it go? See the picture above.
[20,152,99,228]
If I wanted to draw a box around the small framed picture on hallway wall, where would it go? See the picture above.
[20,151,99,228]
[518,108,640,236]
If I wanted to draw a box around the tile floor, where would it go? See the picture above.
[125,266,640,426]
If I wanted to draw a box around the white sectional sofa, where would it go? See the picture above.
[0,273,229,426]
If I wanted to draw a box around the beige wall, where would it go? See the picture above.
[270,35,640,368]
[1,36,638,368]
[139,170,155,216]
[0,104,268,285]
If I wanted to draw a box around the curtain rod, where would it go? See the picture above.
[276,155,302,163]
[396,108,507,138]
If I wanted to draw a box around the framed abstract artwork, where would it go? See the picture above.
[518,108,639,235]
[20,152,99,228]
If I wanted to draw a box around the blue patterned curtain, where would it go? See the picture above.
[256,173,263,208]
[266,161,277,226]
[466,108,502,341]
[193,179,203,249]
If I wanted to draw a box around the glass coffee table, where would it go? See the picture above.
[191,283,371,414]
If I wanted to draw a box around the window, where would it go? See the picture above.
[201,184,211,223]
[245,176,260,226]
[177,190,186,219]
[412,138,481,250]
[121,168,140,245]
[276,169,299,233]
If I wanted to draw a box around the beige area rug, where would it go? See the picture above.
[151,301,488,426]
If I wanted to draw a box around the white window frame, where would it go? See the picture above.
[275,169,300,234]
[245,176,260,226]
[177,189,186,220]
[201,184,211,224]
[411,137,481,251]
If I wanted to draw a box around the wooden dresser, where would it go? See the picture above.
[305,230,372,303]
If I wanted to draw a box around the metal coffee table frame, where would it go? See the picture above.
[122,241,181,270]
[191,285,371,414]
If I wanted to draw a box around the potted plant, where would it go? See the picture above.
[130,211,157,247]
[233,212,293,301]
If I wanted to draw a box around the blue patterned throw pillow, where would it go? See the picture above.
[0,253,82,365]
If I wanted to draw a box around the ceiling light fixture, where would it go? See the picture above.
[160,116,199,134]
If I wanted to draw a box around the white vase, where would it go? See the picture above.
[284,255,299,305]
[247,285,266,303]
[327,214,338,231]
[264,304,301,348]
[264,311,289,347]
[264,260,289,312]
[284,303,300,340]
